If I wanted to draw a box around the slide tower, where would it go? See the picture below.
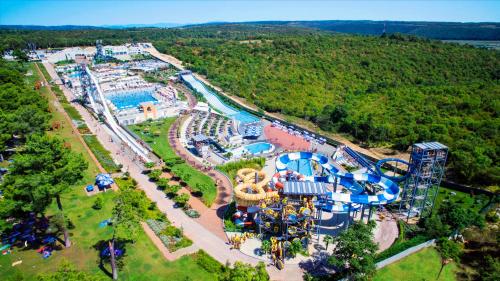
[398,142,448,220]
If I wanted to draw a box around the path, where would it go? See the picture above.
[42,62,302,280]
[168,115,233,241]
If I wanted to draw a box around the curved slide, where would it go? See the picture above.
[234,168,278,207]
[85,66,151,163]
[275,152,400,212]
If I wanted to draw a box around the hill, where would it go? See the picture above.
[241,20,500,40]
[154,30,499,186]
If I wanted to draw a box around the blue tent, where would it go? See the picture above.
[95,174,114,189]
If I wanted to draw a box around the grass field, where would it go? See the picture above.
[374,247,457,281]
[1,63,218,281]
[434,186,490,212]
[129,119,217,206]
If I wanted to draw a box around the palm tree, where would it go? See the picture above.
[323,235,334,251]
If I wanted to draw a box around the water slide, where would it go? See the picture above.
[274,152,400,212]
[85,66,151,163]
[234,168,278,207]
[180,74,239,115]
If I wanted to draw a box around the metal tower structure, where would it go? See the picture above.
[398,142,448,220]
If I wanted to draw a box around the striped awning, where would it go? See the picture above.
[283,181,327,196]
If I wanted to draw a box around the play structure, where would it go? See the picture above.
[274,152,401,212]
[229,142,447,269]
[234,168,278,208]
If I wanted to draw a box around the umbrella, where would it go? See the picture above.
[95,173,114,188]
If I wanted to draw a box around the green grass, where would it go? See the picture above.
[217,157,265,185]
[374,247,457,281]
[83,135,121,173]
[129,119,217,206]
[434,187,490,213]
[1,63,218,281]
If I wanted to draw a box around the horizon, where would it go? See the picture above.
[1,1,499,26]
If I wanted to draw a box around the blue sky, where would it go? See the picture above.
[1,1,499,26]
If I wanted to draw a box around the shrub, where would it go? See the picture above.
[193,250,224,274]
[92,197,103,210]
[174,194,190,207]
[162,225,182,238]
[165,185,181,197]
[184,209,200,218]
[157,178,169,190]
[149,169,162,181]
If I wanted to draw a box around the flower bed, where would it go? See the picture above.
[146,219,193,252]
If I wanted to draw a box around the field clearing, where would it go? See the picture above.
[374,247,457,281]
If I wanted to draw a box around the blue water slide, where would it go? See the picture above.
[275,152,400,212]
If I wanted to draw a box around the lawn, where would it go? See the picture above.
[374,247,458,281]
[129,119,217,206]
[434,186,490,212]
[1,63,219,281]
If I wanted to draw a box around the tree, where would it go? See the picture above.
[13,49,29,62]
[108,190,145,280]
[222,261,269,281]
[38,259,104,281]
[144,161,155,170]
[421,215,451,238]
[436,238,461,279]
[9,134,86,247]
[174,193,190,207]
[482,255,500,281]
[323,235,334,251]
[288,239,303,258]
[439,202,484,233]
[329,221,378,281]
[260,240,271,255]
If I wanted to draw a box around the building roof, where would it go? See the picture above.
[283,181,327,196]
[192,134,209,142]
[414,142,448,150]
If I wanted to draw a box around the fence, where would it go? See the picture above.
[375,239,436,269]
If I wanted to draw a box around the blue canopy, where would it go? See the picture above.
[95,173,114,188]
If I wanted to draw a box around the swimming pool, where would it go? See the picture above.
[107,90,158,110]
[245,142,274,155]
[287,159,313,176]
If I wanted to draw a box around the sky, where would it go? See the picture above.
[1,0,499,26]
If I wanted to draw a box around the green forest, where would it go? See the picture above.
[0,25,498,186]
[155,33,499,186]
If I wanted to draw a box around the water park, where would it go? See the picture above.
[1,42,464,281]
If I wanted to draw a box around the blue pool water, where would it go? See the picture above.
[68,72,80,79]
[232,111,260,124]
[245,142,273,155]
[287,159,313,176]
[107,90,158,110]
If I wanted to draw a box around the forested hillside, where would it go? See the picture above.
[155,33,499,186]
[0,25,498,186]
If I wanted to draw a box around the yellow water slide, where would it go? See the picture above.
[234,168,278,207]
